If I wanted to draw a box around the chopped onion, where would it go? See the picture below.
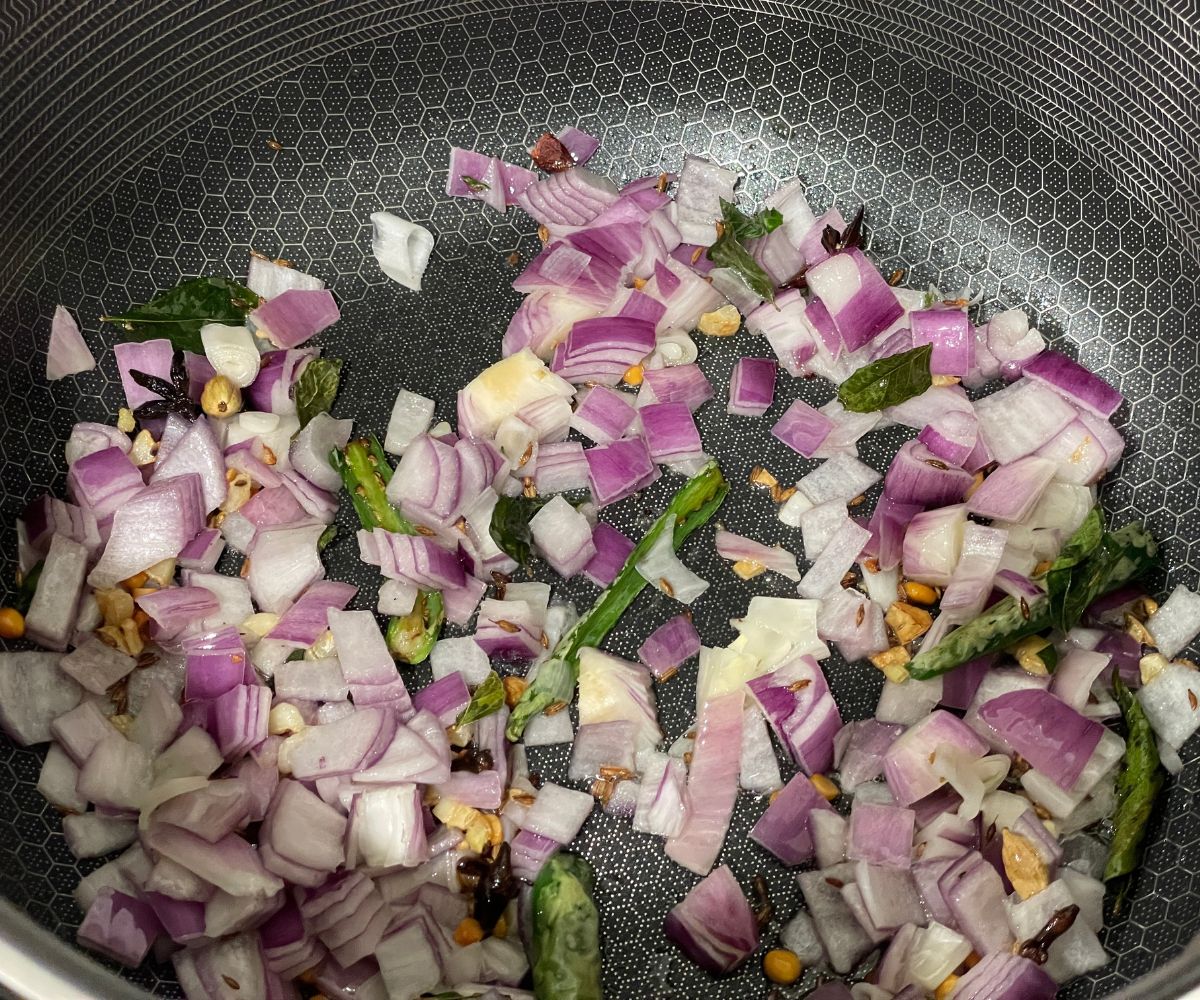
[569,385,637,444]
[1022,350,1123,418]
[113,339,174,408]
[750,772,835,864]
[371,211,434,291]
[715,528,800,581]
[910,307,970,376]
[635,522,709,604]
[46,305,96,380]
[673,156,738,246]
[665,692,743,875]
[585,436,659,507]
[883,710,988,806]
[247,256,325,299]
[638,614,701,680]
[250,289,339,350]
[727,356,777,416]
[797,518,871,598]
[577,648,661,751]
[200,323,262,387]
[772,399,835,457]
[530,495,596,578]
[582,522,635,588]
[664,865,759,973]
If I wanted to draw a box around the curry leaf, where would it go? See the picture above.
[13,561,43,615]
[837,343,934,413]
[489,494,581,566]
[294,357,343,429]
[102,277,260,354]
[719,198,784,240]
[456,670,505,727]
[707,199,779,303]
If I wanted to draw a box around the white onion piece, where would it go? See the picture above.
[46,305,96,380]
[634,524,708,604]
[371,211,434,291]
[200,323,261,388]
[645,329,698,369]
[138,777,211,830]
[247,256,325,300]
[385,388,435,455]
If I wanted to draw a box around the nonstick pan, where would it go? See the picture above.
[0,2,1197,997]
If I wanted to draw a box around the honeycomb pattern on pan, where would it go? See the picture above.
[0,2,1197,997]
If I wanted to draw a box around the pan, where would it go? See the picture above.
[0,2,1197,997]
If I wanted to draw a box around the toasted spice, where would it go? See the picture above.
[903,580,939,605]
[529,132,574,172]
[732,559,767,581]
[1002,828,1050,899]
[503,675,528,708]
[750,466,778,488]
[1017,905,1080,965]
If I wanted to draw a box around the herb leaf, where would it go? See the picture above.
[1049,518,1159,633]
[462,175,490,193]
[456,670,505,726]
[295,357,343,429]
[707,200,779,303]
[908,519,1158,680]
[719,198,784,241]
[1044,506,1105,631]
[489,495,576,566]
[1104,673,1165,883]
[13,561,44,615]
[837,344,933,413]
[317,524,337,551]
[101,277,260,354]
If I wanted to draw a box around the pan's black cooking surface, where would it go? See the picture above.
[0,3,1197,997]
